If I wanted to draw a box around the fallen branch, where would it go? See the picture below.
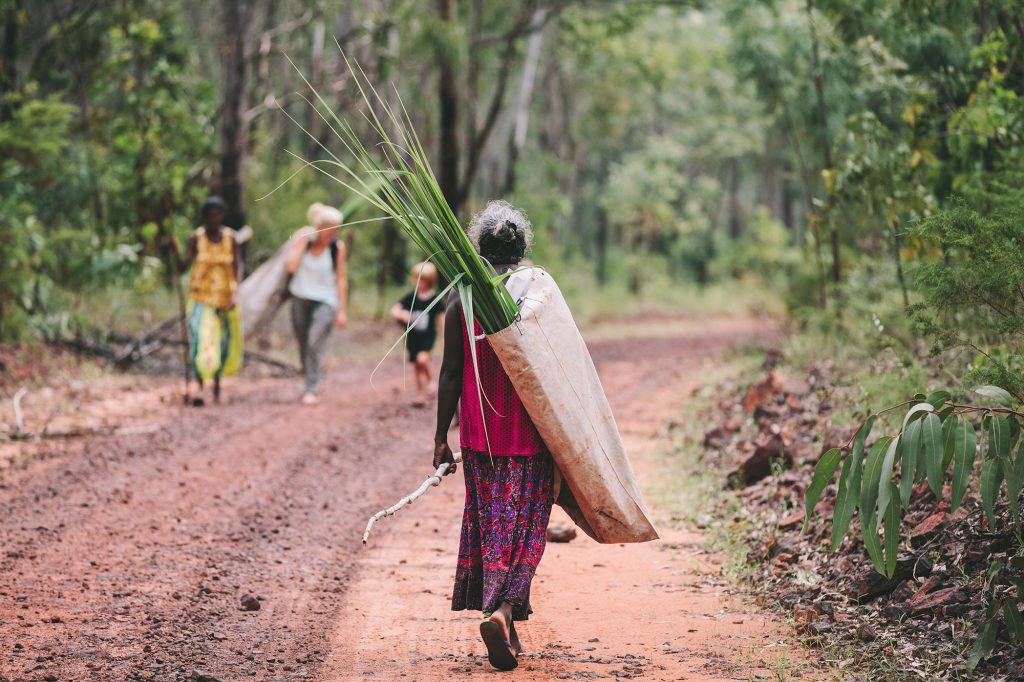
[362,451,462,544]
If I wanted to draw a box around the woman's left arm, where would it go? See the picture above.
[334,241,348,329]
[231,237,244,307]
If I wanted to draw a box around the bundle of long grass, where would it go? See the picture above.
[286,54,518,337]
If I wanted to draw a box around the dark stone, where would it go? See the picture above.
[726,434,793,487]
[546,524,577,543]
[852,554,933,602]
[240,593,261,612]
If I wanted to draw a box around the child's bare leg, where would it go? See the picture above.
[415,351,432,401]
[415,351,435,399]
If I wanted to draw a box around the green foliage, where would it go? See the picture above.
[0,0,215,341]
[806,387,1024,669]
[0,96,76,340]
[910,184,1024,402]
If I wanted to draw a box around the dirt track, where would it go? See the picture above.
[0,315,804,681]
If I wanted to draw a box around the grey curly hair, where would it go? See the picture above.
[467,200,533,264]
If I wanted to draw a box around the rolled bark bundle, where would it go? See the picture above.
[488,269,658,544]
[237,243,291,338]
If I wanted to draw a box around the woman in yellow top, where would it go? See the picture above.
[176,196,244,405]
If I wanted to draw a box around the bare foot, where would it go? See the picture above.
[480,608,517,671]
[487,611,511,643]
[301,392,319,406]
[510,620,523,656]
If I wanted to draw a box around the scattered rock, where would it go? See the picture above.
[852,555,932,602]
[905,587,966,614]
[742,371,784,413]
[905,574,942,610]
[778,510,805,530]
[726,434,792,487]
[702,425,733,450]
[856,624,876,642]
[240,593,261,612]
[910,512,946,546]
[190,672,224,682]
[546,524,577,543]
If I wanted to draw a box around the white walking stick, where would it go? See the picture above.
[362,451,462,544]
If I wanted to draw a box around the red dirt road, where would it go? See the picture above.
[0,315,804,682]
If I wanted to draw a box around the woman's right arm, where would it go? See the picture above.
[389,302,411,324]
[284,229,312,274]
[177,234,197,271]
[433,297,463,474]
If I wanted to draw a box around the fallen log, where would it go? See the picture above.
[362,451,463,544]
[58,334,299,375]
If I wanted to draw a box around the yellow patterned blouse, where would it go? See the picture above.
[188,227,237,310]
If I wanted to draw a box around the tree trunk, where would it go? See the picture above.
[375,15,405,315]
[806,0,841,285]
[503,9,546,194]
[219,0,252,229]
[305,13,326,160]
[596,207,609,285]
[0,0,20,123]
[891,218,909,308]
[727,157,742,240]
[436,0,460,214]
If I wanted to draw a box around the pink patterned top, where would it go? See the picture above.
[460,317,546,456]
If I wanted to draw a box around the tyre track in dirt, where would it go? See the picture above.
[0,315,800,682]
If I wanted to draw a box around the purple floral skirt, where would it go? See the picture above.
[451,450,554,621]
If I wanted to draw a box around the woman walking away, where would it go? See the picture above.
[175,196,244,406]
[390,262,445,407]
[285,203,348,405]
[433,200,549,672]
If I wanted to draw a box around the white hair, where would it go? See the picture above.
[314,205,343,228]
[306,202,325,225]
[467,199,532,254]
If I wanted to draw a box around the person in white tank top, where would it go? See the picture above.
[284,203,348,405]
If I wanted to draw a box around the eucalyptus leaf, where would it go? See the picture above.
[883,482,900,578]
[876,437,900,522]
[981,458,1003,529]
[990,415,1011,459]
[831,455,857,551]
[804,448,842,533]
[861,436,893,534]
[861,509,886,576]
[950,416,977,512]
[921,413,944,497]
[899,418,922,506]
[973,385,1015,407]
[831,417,875,552]
[1003,601,1024,643]
[902,402,933,428]
[967,616,999,671]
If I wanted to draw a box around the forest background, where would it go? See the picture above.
[2,0,1022,397]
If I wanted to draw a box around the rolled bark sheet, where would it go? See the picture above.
[237,243,291,338]
[487,269,658,544]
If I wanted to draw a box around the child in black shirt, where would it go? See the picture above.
[390,262,445,406]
